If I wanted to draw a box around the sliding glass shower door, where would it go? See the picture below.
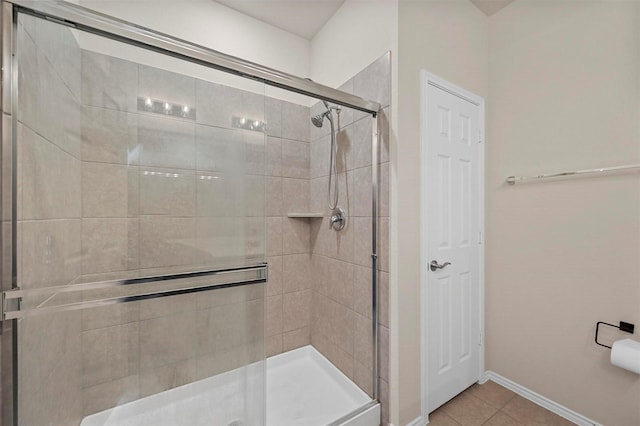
[5,10,267,426]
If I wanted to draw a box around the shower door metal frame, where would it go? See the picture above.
[0,1,383,424]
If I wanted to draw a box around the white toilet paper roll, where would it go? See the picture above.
[610,338,640,375]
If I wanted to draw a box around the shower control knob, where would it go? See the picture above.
[329,207,346,231]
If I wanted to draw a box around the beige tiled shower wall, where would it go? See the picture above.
[15,16,84,426]
[75,50,269,418]
[11,19,269,422]
[8,13,387,424]
[264,97,314,356]
[308,52,391,425]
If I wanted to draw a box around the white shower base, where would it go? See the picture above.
[81,345,380,426]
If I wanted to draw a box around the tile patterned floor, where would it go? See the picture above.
[426,381,575,426]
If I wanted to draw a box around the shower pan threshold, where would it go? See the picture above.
[80,345,380,426]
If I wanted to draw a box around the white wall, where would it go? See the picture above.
[487,2,640,424]
[80,0,310,76]
[395,1,488,424]
[77,0,311,103]
[310,0,398,89]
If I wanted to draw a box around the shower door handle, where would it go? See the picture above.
[430,260,451,272]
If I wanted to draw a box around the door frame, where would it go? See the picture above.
[419,70,485,422]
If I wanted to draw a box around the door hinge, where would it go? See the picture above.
[479,331,483,346]
[478,231,483,244]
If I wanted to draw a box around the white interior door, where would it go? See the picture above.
[423,77,483,413]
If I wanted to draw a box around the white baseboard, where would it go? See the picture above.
[483,371,601,426]
[405,416,425,426]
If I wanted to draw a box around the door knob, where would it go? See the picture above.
[430,260,451,272]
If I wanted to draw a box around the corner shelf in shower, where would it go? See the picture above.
[287,213,324,218]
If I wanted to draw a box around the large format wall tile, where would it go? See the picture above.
[139,216,198,268]
[265,98,283,138]
[282,101,310,142]
[196,172,242,217]
[282,139,310,179]
[21,219,81,290]
[197,302,256,354]
[82,375,139,416]
[30,17,82,101]
[342,117,372,172]
[196,80,243,129]
[82,162,130,218]
[283,253,311,293]
[348,166,373,217]
[266,177,283,217]
[37,50,82,157]
[267,255,283,296]
[82,296,140,332]
[244,130,266,176]
[20,311,82,423]
[81,322,139,388]
[282,290,311,333]
[139,65,195,108]
[196,124,245,173]
[16,24,39,136]
[311,329,353,379]
[20,124,81,220]
[139,359,197,398]
[282,218,310,254]
[81,106,138,165]
[282,178,309,213]
[266,136,283,177]
[82,50,138,112]
[196,217,246,264]
[139,167,196,216]
[353,52,391,117]
[138,115,196,170]
[81,218,137,274]
[310,136,330,179]
[266,295,283,337]
[282,326,309,352]
[18,30,81,158]
[243,175,266,217]
[140,311,197,369]
[267,217,283,256]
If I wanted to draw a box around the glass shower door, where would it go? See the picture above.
[6,10,267,426]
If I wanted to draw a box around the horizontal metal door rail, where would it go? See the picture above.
[10,1,381,115]
[2,264,267,320]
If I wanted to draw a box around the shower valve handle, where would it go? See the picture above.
[329,208,345,231]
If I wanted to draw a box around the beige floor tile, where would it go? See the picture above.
[502,396,574,426]
[442,392,499,426]
[482,411,524,426]
[469,381,517,409]
[427,408,462,425]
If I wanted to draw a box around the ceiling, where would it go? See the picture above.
[469,0,515,16]
[214,0,512,41]
[215,0,345,40]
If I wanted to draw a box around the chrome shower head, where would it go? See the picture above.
[311,105,336,128]
[311,112,326,128]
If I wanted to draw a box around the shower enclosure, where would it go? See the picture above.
[0,2,383,425]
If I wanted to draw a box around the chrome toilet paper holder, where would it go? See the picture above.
[595,321,635,349]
